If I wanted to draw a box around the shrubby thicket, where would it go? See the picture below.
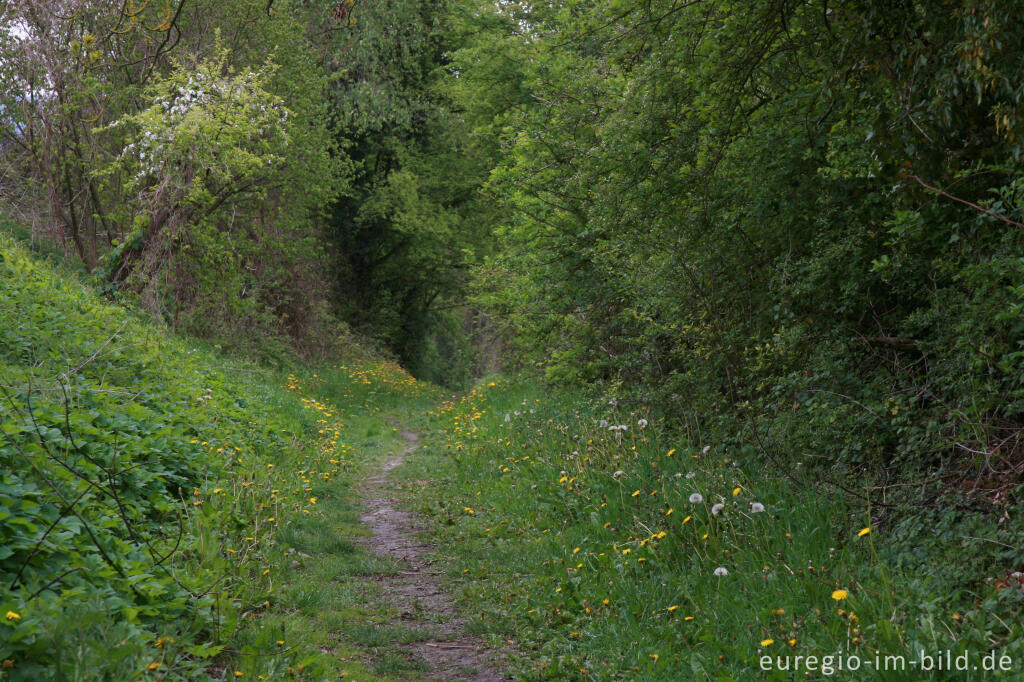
[473,1,1024,498]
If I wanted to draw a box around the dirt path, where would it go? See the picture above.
[358,430,511,681]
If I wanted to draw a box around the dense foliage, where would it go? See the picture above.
[475,0,1024,496]
[312,0,503,383]
[1,0,340,357]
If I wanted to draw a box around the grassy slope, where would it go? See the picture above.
[0,230,445,681]
[402,378,1024,681]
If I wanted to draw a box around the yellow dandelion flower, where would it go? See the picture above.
[666,508,674,515]
[667,605,678,612]
[572,547,580,554]
[682,516,692,524]
[631,490,641,497]
[831,589,849,601]
[858,527,871,537]
[147,662,161,670]
[761,639,774,646]
[788,638,797,646]
[732,487,741,496]
[666,449,676,457]
[5,611,20,621]
[684,616,694,621]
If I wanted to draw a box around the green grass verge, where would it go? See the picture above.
[402,377,1024,681]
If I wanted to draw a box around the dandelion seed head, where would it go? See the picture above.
[713,566,729,576]
[689,493,703,504]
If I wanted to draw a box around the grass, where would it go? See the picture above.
[401,377,1024,681]
[0,226,455,681]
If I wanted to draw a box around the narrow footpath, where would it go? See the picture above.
[358,429,510,681]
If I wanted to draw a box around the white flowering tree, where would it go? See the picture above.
[102,49,289,270]
[96,47,319,330]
